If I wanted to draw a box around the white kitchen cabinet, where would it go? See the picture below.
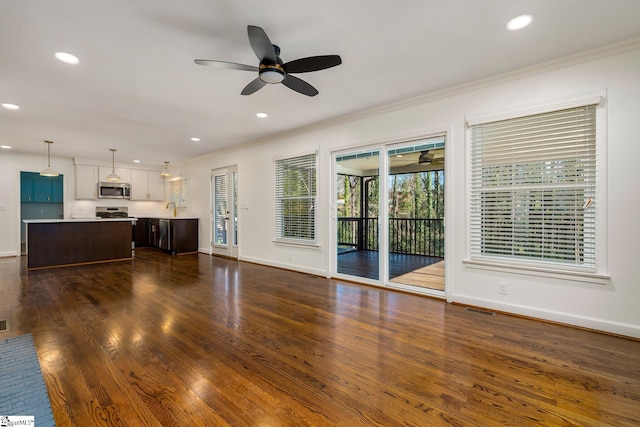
[74,164,98,199]
[98,167,131,183]
[148,171,165,200]
[130,169,148,200]
[131,169,164,201]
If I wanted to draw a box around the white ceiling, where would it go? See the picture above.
[2,0,640,169]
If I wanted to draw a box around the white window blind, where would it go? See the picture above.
[275,153,317,242]
[469,103,597,270]
[214,174,227,245]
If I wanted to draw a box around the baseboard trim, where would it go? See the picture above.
[239,255,327,277]
[452,294,640,340]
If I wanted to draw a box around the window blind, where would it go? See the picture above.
[214,174,227,245]
[469,104,597,269]
[275,153,317,242]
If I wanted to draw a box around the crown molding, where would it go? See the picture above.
[185,37,640,164]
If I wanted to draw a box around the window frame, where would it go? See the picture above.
[274,150,319,246]
[464,93,609,284]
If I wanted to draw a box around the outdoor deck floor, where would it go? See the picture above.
[337,250,444,291]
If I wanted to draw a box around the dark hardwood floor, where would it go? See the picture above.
[1,250,639,426]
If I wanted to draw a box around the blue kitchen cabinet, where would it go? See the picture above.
[20,172,35,202]
[21,172,63,203]
[51,176,63,202]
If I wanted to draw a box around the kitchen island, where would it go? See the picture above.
[140,217,199,255]
[24,218,135,269]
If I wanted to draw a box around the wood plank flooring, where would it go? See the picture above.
[1,250,640,426]
[337,250,445,290]
[391,260,445,290]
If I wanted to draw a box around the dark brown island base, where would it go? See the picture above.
[24,218,135,269]
[133,217,199,255]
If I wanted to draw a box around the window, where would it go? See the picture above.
[170,178,187,208]
[275,152,317,243]
[468,101,600,273]
[213,174,227,245]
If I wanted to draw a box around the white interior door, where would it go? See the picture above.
[211,166,238,258]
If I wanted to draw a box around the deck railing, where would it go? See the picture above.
[337,217,444,257]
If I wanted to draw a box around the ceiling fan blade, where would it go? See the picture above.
[194,59,259,72]
[418,151,429,162]
[283,55,342,73]
[241,77,267,95]
[282,75,319,97]
[247,25,277,64]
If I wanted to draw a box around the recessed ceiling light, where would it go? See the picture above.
[190,137,201,142]
[1,145,12,149]
[507,14,533,31]
[256,112,268,118]
[55,52,79,64]
[2,103,20,110]
[133,160,141,163]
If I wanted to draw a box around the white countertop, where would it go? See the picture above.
[24,216,199,224]
[23,218,137,223]
[136,216,200,219]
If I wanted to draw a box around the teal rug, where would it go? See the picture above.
[0,334,55,426]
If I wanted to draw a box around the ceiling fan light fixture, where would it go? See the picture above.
[259,68,285,84]
[40,140,59,177]
[195,25,341,96]
[106,148,121,181]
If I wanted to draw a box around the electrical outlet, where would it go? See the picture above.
[498,281,508,295]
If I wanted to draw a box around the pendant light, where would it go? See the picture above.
[161,161,172,177]
[106,148,121,181]
[40,140,59,177]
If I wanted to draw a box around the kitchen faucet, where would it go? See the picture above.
[166,201,177,217]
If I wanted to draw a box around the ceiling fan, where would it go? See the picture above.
[195,25,342,97]
[417,149,444,166]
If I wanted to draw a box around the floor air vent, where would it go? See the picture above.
[0,319,8,331]
[465,307,496,317]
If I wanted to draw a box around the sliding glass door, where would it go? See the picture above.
[336,150,380,281]
[387,138,445,292]
[334,136,445,295]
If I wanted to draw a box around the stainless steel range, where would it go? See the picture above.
[95,206,129,218]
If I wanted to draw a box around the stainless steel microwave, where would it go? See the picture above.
[98,182,131,199]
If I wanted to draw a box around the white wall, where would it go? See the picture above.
[179,44,640,338]
[0,152,168,256]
